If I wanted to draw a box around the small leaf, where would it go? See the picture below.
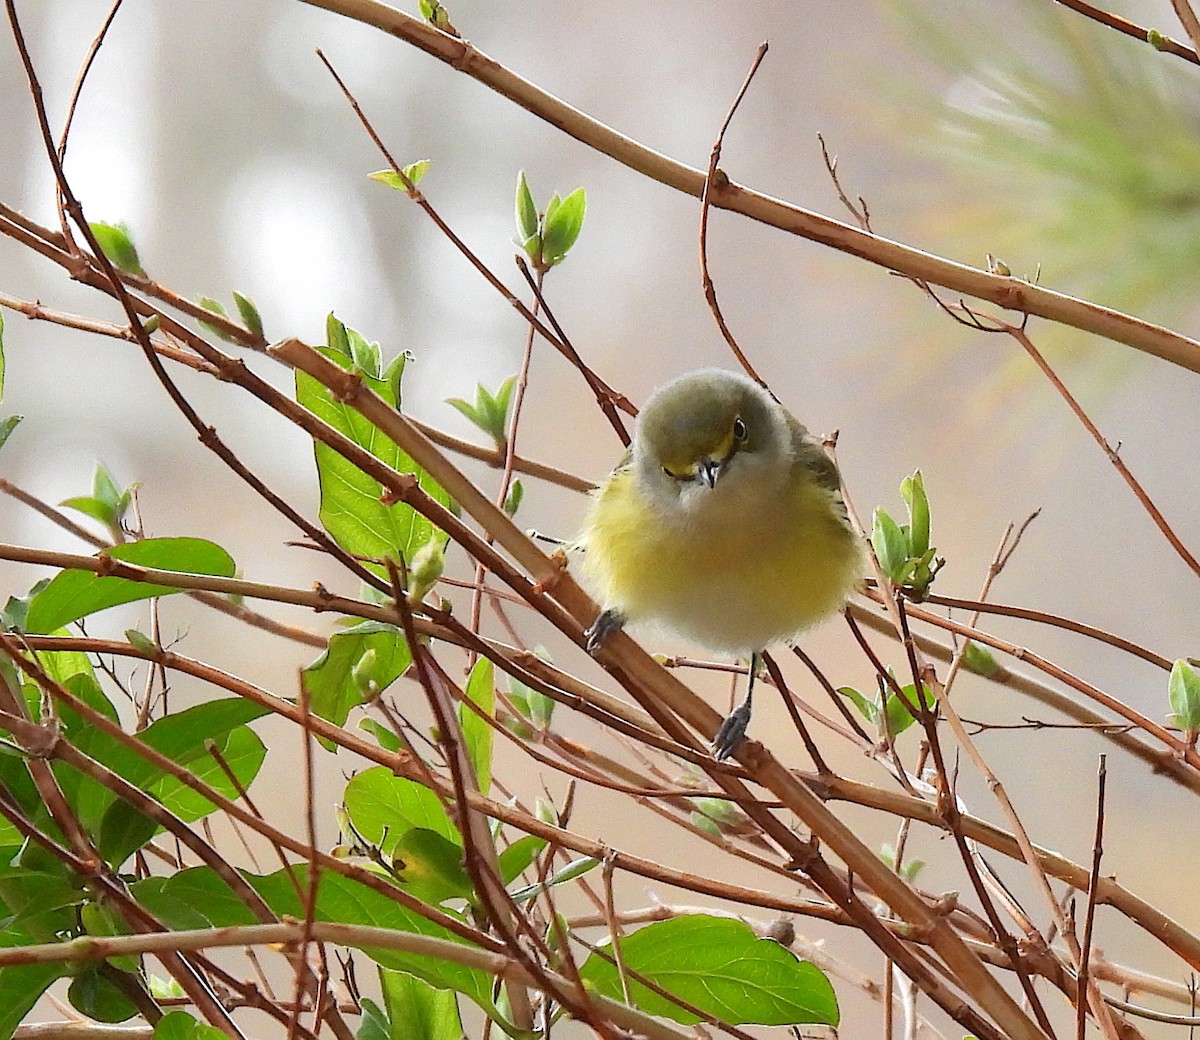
[515,170,538,242]
[402,159,430,185]
[0,415,21,452]
[358,997,390,1040]
[406,541,445,603]
[369,161,430,193]
[92,463,122,512]
[1168,659,1200,732]
[59,495,116,527]
[197,297,237,342]
[153,1011,229,1040]
[503,479,524,516]
[510,855,599,903]
[232,291,264,339]
[460,658,494,795]
[497,834,547,884]
[445,378,514,447]
[124,628,158,657]
[344,767,460,857]
[88,222,144,276]
[962,642,999,677]
[508,669,555,729]
[900,470,930,557]
[883,684,922,739]
[540,186,586,265]
[871,508,908,582]
[836,686,877,724]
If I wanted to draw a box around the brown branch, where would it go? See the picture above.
[1169,0,1200,55]
[298,0,1200,373]
[1052,0,1200,64]
[1008,325,1200,580]
[1077,755,1108,1040]
[699,41,769,386]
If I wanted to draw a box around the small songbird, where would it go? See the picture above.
[579,368,863,759]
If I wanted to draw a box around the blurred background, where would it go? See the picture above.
[1,0,1199,1035]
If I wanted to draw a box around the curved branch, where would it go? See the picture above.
[300,0,1200,374]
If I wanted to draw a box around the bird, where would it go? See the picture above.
[578,368,863,759]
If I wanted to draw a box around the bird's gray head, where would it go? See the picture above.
[634,369,789,502]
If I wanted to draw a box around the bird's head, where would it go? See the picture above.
[634,369,784,498]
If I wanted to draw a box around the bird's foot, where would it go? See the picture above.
[584,608,625,654]
[712,697,753,761]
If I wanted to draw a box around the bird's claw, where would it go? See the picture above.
[584,608,625,654]
[712,698,753,761]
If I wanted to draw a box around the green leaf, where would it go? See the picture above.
[50,696,270,864]
[378,969,462,1040]
[196,296,231,340]
[125,628,159,657]
[883,684,923,738]
[509,855,599,904]
[60,463,130,530]
[540,186,586,265]
[900,470,930,557]
[445,377,514,447]
[392,827,472,903]
[343,767,460,856]
[835,686,877,725]
[296,316,453,577]
[0,961,66,1040]
[502,479,523,516]
[24,538,237,634]
[962,641,999,678]
[358,997,390,1040]
[871,508,908,582]
[369,161,430,192]
[134,866,505,1023]
[1169,659,1200,732]
[460,658,494,795]
[88,222,143,276]
[515,170,538,242]
[153,1011,229,1040]
[0,415,20,453]
[578,916,838,1026]
[232,291,264,339]
[59,495,116,526]
[497,834,547,885]
[304,621,412,749]
[68,965,139,1023]
[92,463,122,512]
[406,541,445,603]
[359,717,402,754]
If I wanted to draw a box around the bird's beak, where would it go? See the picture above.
[698,457,722,488]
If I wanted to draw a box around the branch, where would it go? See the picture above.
[298,0,1200,373]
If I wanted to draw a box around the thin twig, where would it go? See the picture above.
[699,42,769,386]
[1052,0,1200,63]
[297,0,1200,372]
[1077,755,1107,1040]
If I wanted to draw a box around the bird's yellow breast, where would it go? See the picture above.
[579,464,862,653]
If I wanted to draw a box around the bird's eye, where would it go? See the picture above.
[662,465,685,481]
[732,417,748,442]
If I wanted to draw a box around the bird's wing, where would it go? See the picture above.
[784,413,844,498]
